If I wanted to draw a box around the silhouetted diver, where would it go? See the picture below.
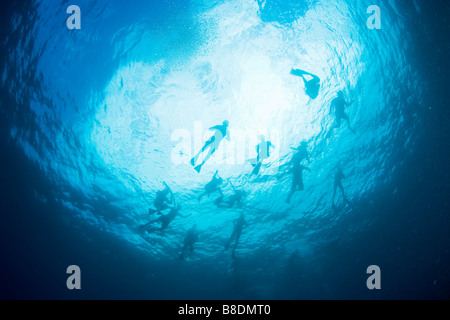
[148,182,173,215]
[198,170,224,202]
[286,145,311,204]
[331,91,355,134]
[332,166,351,207]
[179,224,199,260]
[214,182,247,208]
[250,135,274,175]
[290,68,320,99]
[225,213,248,259]
[141,193,189,232]
[191,120,230,173]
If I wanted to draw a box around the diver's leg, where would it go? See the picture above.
[191,139,213,165]
[201,141,219,165]
[226,199,235,208]
[225,231,235,249]
[339,183,350,203]
[157,203,169,215]
[338,183,346,201]
[201,138,214,152]
[233,232,242,251]
[198,192,206,202]
[334,116,342,129]
[141,217,162,232]
[180,245,186,259]
[214,195,224,207]
[143,218,158,229]
[332,183,337,206]
[286,181,296,203]
[297,179,304,191]
[286,192,293,203]
[343,114,356,134]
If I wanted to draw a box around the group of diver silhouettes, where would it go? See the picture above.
[140,171,249,260]
[140,68,355,260]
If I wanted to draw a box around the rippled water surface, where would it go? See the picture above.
[1,0,449,299]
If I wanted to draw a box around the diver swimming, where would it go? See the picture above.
[141,192,189,233]
[249,135,274,175]
[190,121,230,173]
[148,182,173,215]
[179,224,199,260]
[225,213,248,259]
[198,170,224,202]
[290,68,321,100]
[214,182,247,208]
[329,90,356,135]
[285,143,311,204]
[332,165,351,207]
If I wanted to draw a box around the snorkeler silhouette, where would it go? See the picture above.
[179,224,199,260]
[250,135,274,175]
[148,182,173,215]
[330,91,355,134]
[198,170,224,202]
[290,68,320,99]
[291,141,310,163]
[191,120,230,173]
[140,195,189,233]
[214,182,247,208]
[332,166,351,207]
[286,143,311,204]
[225,213,248,259]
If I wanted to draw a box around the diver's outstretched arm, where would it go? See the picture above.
[209,125,221,131]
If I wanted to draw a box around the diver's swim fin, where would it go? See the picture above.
[252,162,262,175]
[148,208,157,215]
[290,68,307,77]
[194,163,203,173]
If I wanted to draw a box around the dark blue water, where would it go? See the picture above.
[1,0,449,300]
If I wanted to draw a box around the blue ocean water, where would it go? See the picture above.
[0,0,449,299]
